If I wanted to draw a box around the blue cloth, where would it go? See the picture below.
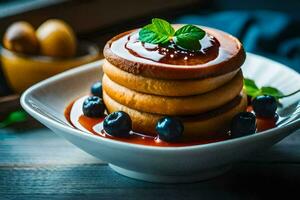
[174,11,300,73]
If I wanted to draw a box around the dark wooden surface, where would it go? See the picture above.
[1,124,300,200]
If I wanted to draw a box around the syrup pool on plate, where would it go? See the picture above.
[65,95,277,147]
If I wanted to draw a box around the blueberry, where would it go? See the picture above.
[156,117,184,142]
[82,96,105,117]
[103,111,132,137]
[91,81,102,97]
[252,95,277,118]
[230,112,256,138]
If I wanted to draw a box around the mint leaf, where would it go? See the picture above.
[260,87,284,98]
[174,25,205,51]
[175,25,205,41]
[139,18,174,44]
[152,18,175,36]
[244,78,259,90]
[243,78,260,97]
[243,78,295,100]
[139,25,169,44]
[174,37,201,51]
[138,19,206,51]
[244,78,300,101]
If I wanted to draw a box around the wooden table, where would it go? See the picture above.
[1,124,300,199]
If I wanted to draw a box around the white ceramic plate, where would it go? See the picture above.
[21,53,300,183]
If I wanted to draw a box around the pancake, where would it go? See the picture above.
[103,91,248,138]
[103,25,246,80]
[103,60,239,96]
[102,70,243,116]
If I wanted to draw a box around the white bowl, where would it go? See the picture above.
[21,53,300,183]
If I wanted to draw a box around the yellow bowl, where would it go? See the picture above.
[1,42,100,93]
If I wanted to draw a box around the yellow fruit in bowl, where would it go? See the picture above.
[36,19,77,57]
[3,21,39,54]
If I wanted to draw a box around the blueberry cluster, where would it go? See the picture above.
[82,81,105,117]
[102,112,184,142]
[230,95,277,138]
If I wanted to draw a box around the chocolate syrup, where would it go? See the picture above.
[123,32,220,65]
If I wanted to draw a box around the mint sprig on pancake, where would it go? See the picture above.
[139,18,205,51]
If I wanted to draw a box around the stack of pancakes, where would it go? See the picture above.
[103,26,247,138]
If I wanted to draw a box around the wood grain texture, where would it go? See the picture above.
[1,127,300,199]
[1,164,300,199]
[0,128,102,166]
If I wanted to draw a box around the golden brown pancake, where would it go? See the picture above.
[102,24,247,139]
[103,60,239,96]
[103,91,248,138]
[102,71,243,115]
[103,26,246,80]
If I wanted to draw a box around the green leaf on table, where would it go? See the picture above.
[8,111,27,122]
[0,110,28,128]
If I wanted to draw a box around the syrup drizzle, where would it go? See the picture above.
[123,32,220,65]
[65,96,277,147]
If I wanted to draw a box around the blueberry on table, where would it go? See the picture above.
[91,81,102,97]
[103,111,132,137]
[252,95,277,118]
[156,117,184,142]
[82,96,105,118]
[230,112,256,138]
